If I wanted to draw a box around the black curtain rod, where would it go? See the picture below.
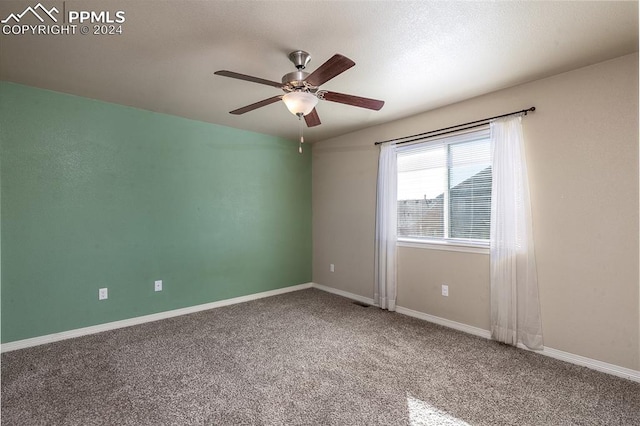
[374,107,535,146]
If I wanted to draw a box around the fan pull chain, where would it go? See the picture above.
[297,113,304,154]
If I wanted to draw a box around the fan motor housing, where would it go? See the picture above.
[282,71,309,89]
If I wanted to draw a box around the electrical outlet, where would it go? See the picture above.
[441,285,449,297]
[99,288,108,300]
[154,280,162,292]
[330,264,335,273]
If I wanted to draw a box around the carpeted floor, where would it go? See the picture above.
[2,288,639,425]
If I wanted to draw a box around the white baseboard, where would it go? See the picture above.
[516,343,640,383]
[310,283,640,383]
[1,282,313,353]
[4,281,639,383]
[395,305,492,339]
[311,282,376,306]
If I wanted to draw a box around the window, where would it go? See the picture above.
[397,129,492,248]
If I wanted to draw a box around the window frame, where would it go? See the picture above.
[396,127,491,254]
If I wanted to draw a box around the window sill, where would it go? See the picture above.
[397,238,489,255]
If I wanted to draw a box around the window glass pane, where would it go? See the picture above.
[397,145,446,238]
[397,131,491,243]
[449,140,492,240]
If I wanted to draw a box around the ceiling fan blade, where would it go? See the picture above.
[322,91,385,111]
[305,54,355,86]
[229,96,282,115]
[304,108,321,127]
[214,70,283,88]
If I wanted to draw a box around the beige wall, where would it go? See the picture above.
[312,53,639,371]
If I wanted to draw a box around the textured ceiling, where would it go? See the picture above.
[1,1,638,142]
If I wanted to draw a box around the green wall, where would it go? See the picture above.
[0,82,311,343]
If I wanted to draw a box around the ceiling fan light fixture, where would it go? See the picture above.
[282,91,318,116]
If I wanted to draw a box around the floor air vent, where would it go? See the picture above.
[352,301,370,308]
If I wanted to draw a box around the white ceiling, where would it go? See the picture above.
[1,1,637,142]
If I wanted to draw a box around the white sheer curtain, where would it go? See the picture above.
[490,116,543,350]
[374,143,397,311]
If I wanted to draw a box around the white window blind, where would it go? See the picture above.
[397,129,492,244]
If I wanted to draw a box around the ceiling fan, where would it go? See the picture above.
[214,50,385,128]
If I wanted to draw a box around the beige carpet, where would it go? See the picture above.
[2,288,639,425]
